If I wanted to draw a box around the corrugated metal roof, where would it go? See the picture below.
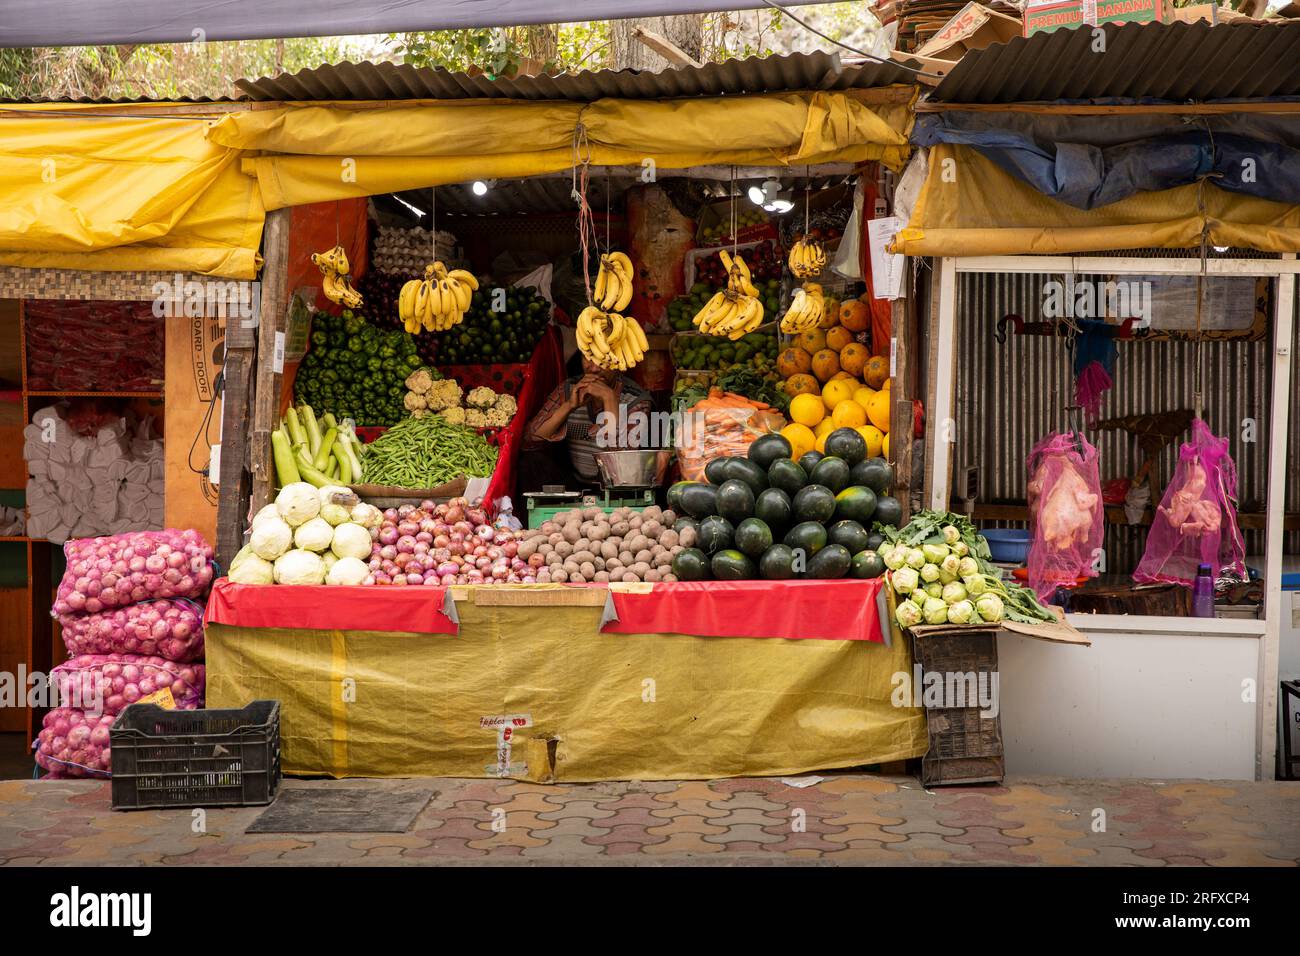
[931,19,1300,104]
[234,51,922,103]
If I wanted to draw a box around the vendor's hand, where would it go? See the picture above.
[579,377,617,406]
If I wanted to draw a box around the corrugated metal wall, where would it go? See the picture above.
[952,267,1297,574]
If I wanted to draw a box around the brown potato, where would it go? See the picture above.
[611,520,630,537]
[622,571,640,583]
[548,532,564,546]
[554,541,574,558]
[593,571,610,583]
[642,506,663,522]
[600,540,620,560]
[629,562,651,579]
[654,552,673,568]
[641,520,663,540]
[537,543,553,555]
[536,569,552,583]
[582,507,604,521]
[619,550,634,565]
[660,509,677,525]
[661,572,678,582]
[659,529,679,549]
[574,549,595,565]
[678,527,697,548]
[551,569,569,583]
[587,524,608,541]
[539,521,558,535]
[579,561,596,579]
[562,523,582,544]
[634,549,653,564]
[517,539,538,559]
[592,556,606,572]
[644,569,663,582]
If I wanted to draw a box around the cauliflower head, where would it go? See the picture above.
[404,367,436,394]
[466,386,498,410]
[424,379,463,412]
[403,391,428,411]
[440,406,467,425]
[465,408,488,428]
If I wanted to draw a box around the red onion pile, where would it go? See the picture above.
[366,496,529,586]
[53,529,215,615]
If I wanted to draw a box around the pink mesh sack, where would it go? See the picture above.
[51,653,206,717]
[1027,431,1104,601]
[34,707,115,778]
[58,598,205,662]
[1134,419,1246,586]
[52,529,215,616]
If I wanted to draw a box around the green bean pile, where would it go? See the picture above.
[362,415,499,488]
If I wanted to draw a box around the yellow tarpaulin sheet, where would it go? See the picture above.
[206,92,915,210]
[204,596,927,782]
[0,109,265,278]
[894,144,1300,257]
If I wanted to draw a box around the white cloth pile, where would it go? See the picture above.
[24,405,164,544]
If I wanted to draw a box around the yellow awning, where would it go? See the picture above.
[894,144,1300,257]
[207,92,915,210]
[0,110,264,278]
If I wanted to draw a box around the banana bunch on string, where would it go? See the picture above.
[576,306,648,372]
[398,261,479,333]
[312,245,363,308]
[594,251,635,312]
[780,282,826,334]
[788,237,828,278]
[692,249,764,340]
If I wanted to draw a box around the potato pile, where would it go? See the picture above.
[518,506,695,583]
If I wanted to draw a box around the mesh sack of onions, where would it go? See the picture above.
[35,707,115,778]
[51,654,206,717]
[53,529,215,616]
[57,598,205,663]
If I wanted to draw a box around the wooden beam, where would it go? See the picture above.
[890,265,917,522]
[214,346,253,570]
[249,208,291,515]
[631,27,703,69]
[914,100,1300,116]
[924,257,957,510]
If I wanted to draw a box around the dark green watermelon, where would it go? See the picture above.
[783,521,828,559]
[753,487,793,534]
[758,544,798,580]
[711,549,756,581]
[850,457,893,495]
[827,519,871,555]
[810,456,851,493]
[673,516,700,535]
[833,485,878,524]
[792,484,836,523]
[733,518,773,558]
[806,543,852,579]
[667,481,696,512]
[865,531,885,552]
[726,458,769,496]
[704,457,734,486]
[767,458,807,497]
[823,428,867,466]
[716,479,755,525]
[672,547,711,581]
[797,451,824,475]
[680,483,719,520]
[873,495,903,528]
[748,433,793,471]
[697,515,735,554]
[850,550,886,579]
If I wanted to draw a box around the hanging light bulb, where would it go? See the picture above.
[472,180,490,196]
[748,185,766,206]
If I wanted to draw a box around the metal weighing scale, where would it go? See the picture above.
[524,450,671,528]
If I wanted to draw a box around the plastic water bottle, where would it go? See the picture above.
[1192,564,1215,618]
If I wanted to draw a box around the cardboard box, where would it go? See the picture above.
[1024,0,1166,35]
[915,2,1024,59]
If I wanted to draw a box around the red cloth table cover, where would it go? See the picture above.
[601,578,886,642]
[205,578,458,634]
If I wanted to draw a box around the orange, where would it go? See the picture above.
[783,373,821,397]
[831,401,866,429]
[821,378,856,411]
[776,347,812,378]
[881,377,892,390]
[866,389,891,433]
[795,329,827,355]
[839,342,869,377]
[789,393,825,428]
[810,348,840,382]
[819,297,840,329]
[813,417,836,439]
[853,386,877,410]
[830,370,855,381]
[780,423,816,459]
[839,298,871,332]
[882,432,890,459]
[863,355,889,389]
[855,424,885,458]
[825,326,854,352]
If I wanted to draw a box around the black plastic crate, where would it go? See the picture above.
[110,701,281,811]
[913,628,1005,787]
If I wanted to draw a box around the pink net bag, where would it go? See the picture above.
[1134,419,1246,585]
[34,707,115,778]
[1026,431,1104,601]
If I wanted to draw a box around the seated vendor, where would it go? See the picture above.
[522,356,652,488]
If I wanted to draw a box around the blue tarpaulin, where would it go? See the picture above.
[911,108,1300,209]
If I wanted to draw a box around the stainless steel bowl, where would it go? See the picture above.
[595,450,673,488]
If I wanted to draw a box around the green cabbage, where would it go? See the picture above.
[922,543,950,564]
[942,581,968,604]
[904,548,926,570]
[273,549,326,585]
[276,482,321,527]
[891,566,920,594]
[946,600,974,624]
[975,593,1005,622]
[922,597,949,625]
[920,563,941,583]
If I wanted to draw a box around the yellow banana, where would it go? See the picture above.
[448,269,478,291]
[594,261,610,308]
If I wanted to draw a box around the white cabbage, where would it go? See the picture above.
[319,485,360,525]
[349,502,383,530]
[251,504,281,528]
[330,522,373,560]
[326,556,369,586]
[273,549,326,585]
[229,553,275,584]
[294,516,335,552]
[250,516,293,561]
[275,482,320,527]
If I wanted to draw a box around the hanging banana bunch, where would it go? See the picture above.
[692,249,764,340]
[576,306,648,372]
[787,236,827,278]
[780,282,826,334]
[594,251,635,312]
[312,245,364,308]
[398,261,479,333]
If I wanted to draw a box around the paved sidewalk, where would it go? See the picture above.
[1,774,1296,866]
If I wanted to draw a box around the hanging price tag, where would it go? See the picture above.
[138,687,177,709]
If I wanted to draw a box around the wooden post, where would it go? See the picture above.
[1259,256,1295,779]
[890,264,917,521]
[214,344,253,570]
[250,209,291,515]
[924,257,958,511]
